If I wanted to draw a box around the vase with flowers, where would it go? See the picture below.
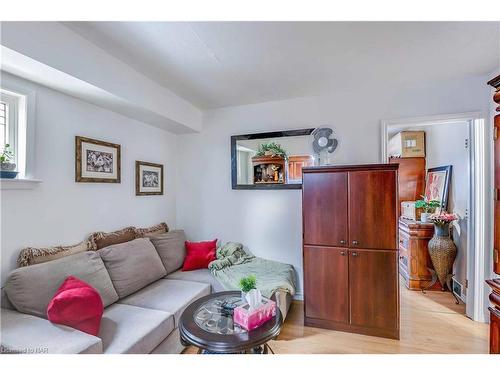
[428,211,459,291]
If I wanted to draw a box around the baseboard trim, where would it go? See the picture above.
[304,317,400,340]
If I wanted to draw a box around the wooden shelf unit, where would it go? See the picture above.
[252,155,287,184]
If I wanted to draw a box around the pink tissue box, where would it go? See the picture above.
[233,297,277,331]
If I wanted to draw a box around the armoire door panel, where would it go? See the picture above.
[348,170,397,249]
[304,246,349,323]
[303,172,348,246]
[349,249,399,331]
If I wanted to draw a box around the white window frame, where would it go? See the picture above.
[0,73,38,187]
[0,90,21,170]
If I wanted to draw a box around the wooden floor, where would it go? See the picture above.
[184,281,489,354]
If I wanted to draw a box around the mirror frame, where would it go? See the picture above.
[231,128,315,190]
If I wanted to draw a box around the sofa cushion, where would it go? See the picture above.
[166,269,225,293]
[1,287,14,310]
[119,279,210,327]
[89,226,138,250]
[98,238,167,298]
[99,303,174,354]
[149,230,187,274]
[5,252,119,318]
[47,276,104,336]
[1,308,102,354]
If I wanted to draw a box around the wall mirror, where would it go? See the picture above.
[231,128,316,190]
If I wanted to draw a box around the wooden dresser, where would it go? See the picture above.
[398,218,438,290]
[302,164,399,339]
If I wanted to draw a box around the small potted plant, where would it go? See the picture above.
[0,144,18,179]
[239,275,257,301]
[415,196,441,223]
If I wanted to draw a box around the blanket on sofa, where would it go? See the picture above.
[208,242,296,298]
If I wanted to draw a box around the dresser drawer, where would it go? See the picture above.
[398,230,409,252]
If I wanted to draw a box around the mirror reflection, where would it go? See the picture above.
[236,135,314,185]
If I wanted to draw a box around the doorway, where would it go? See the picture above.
[381,112,488,322]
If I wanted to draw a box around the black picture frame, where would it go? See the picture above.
[425,165,452,211]
[231,128,315,190]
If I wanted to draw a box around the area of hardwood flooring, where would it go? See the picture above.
[183,280,489,354]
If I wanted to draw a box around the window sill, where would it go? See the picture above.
[0,178,42,190]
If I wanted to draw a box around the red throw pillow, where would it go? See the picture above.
[182,239,217,271]
[47,276,104,336]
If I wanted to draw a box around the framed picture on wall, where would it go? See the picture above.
[75,136,121,183]
[136,161,164,196]
[424,165,452,210]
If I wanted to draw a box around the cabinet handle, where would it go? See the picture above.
[340,240,346,245]
[352,240,359,246]
[351,252,358,257]
[340,251,346,256]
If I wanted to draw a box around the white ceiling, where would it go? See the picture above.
[64,22,500,109]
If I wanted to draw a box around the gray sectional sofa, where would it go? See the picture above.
[1,234,292,354]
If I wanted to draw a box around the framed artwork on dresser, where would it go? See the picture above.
[425,165,452,210]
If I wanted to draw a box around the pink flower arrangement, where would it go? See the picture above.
[429,211,459,227]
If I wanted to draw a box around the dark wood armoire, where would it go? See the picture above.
[487,74,500,354]
[302,164,400,339]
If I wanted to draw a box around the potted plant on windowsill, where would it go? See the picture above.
[0,144,18,179]
[415,196,441,223]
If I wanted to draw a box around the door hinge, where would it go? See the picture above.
[465,138,469,149]
[465,279,468,289]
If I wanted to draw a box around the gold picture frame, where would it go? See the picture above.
[135,160,164,196]
[75,136,121,183]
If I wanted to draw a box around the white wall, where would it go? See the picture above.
[0,74,178,284]
[177,75,491,298]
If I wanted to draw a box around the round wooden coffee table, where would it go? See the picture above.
[179,291,282,354]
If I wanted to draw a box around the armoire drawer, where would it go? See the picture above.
[398,230,409,252]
